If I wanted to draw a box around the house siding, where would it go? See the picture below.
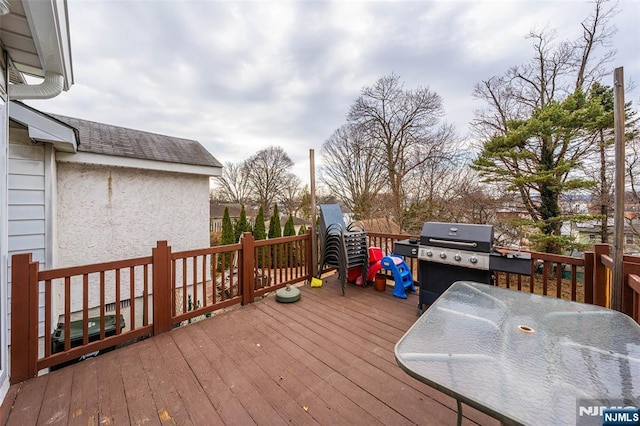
[0,94,9,400]
[7,128,48,338]
[56,162,210,314]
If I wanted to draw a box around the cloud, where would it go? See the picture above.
[33,0,640,185]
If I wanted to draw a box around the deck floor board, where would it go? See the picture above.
[2,275,499,425]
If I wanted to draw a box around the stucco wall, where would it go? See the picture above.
[56,162,211,314]
[57,163,209,263]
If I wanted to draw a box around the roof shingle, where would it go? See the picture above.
[50,114,222,168]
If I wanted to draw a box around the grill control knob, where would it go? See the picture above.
[454,254,462,262]
[426,250,433,257]
[469,256,478,264]
[439,252,447,259]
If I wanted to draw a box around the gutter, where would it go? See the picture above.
[8,71,64,100]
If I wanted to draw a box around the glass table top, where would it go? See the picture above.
[394,281,640,425]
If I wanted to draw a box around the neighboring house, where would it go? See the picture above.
[290,216,311,235]
[210,203,309,236]
[8,103,222,335]
[571,216,640,253]
[1,0,74,402]
[264,215,310,236]
[210,202,244,232]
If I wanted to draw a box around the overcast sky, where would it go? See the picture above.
[29,0,640,184]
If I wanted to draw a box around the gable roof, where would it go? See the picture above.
[210,203,244,219]
[49,113,222,168]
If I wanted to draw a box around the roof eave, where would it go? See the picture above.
[9,100,78,152]
[57,151,223,177]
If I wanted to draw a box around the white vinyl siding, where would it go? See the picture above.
[0,93,9,403]
[7,128,47,337]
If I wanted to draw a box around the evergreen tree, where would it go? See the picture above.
[253,205,267,267]
[253,205,266,240]
[220,207,235,269]
[474,90,606,253]
[268,204,282,267]
[283,215,296,266]
[283,214,296,237]
[296,223,308,267]
[268,204,282,238]
[221,207,235,244]
[234,204,250,241]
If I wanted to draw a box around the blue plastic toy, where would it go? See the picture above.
[380,255,416,299]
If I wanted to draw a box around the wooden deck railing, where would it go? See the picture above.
[11,229,640,384]
[495,250,594,304]
[368,232,418,280]
[10,231,312,383]
[594,243,640,323]
[367,232,640,323]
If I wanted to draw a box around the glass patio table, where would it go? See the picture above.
[394,281,640,426]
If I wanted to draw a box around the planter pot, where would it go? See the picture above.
[375,274,387,291]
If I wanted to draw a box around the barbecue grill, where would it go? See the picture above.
[418,222,493,310]
[393,221,531,315]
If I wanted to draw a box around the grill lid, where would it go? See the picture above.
[420,222,493,253]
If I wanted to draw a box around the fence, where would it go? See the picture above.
[10,231,312,383]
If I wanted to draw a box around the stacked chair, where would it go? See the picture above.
[318,204,368,295]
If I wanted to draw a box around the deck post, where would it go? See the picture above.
[306,228,313,278]
[241,232,255,305]
[10,253,39,383]
[583,251,595,304]
[622,255,640,317]
[153,241,173,334]
[593,244,610,307]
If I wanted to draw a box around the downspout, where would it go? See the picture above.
[8,71,64,100]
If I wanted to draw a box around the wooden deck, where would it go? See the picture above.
[0,275,498,425]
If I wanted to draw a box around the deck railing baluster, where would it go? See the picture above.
[64,276,71,351]
[130,267,136,331]
[100,271,106,339]
[83,274,89,345]
[143,265,149,326]
[115,269,121,334]
[44,279,52,357]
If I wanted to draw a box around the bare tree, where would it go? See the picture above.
[402,138,470,230]
[320,124,387,220]
[347,74,456,229]
[212,161,252,204]
[278,173,303,216]
[245,146,295,214]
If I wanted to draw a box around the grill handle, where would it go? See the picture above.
[427,238,478,248]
